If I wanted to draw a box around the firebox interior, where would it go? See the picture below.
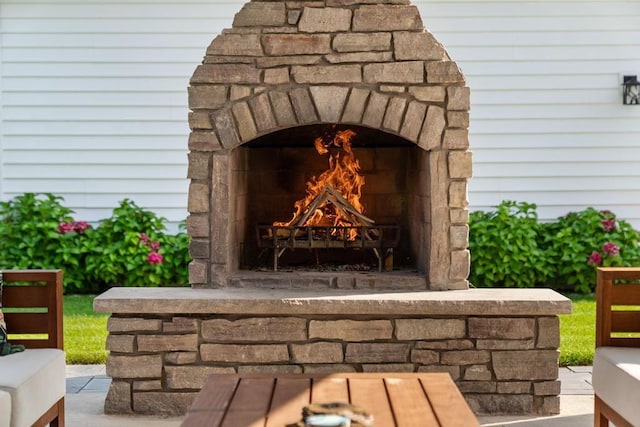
[230,125,430,272]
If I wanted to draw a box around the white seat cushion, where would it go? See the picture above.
[593,346,640,426]
[0,349,65,427]
[0,389,11,427]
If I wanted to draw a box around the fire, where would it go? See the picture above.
[274,128,368,239]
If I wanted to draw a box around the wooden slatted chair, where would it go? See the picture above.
[0,270,65,427]
[593,267,640,427]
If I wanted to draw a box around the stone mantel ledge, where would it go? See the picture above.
[94,287,571,316]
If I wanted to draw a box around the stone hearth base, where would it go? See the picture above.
[94,287,571,416]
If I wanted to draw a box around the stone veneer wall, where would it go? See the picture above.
[96,288,572,417]
[186,0,472,289]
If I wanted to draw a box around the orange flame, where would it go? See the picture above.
[274,129,366,238]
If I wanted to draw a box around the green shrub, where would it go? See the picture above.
[542,208,640,294]
[0,193,190,293]
[469,201,553,288]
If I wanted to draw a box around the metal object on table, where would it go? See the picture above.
[256,224,400,272]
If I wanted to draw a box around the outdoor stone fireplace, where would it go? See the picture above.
[94,0,572,418]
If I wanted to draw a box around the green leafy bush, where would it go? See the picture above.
[0,193,190,293]
[469,201,553,288]
[542,208,640,294]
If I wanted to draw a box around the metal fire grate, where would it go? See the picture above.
[256,224,400,272]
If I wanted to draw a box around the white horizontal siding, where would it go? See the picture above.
[1,0,640,230]
[419,0,640,228]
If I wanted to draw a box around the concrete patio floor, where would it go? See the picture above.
[65,365,595,426]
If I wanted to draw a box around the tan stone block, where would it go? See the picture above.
[353,5,422,31]
[187,183,209,213]
[448,86,470,111]
[409,86,445,102]
[418,105,445,151]
[292,65,361,84]
[417,365,461,381]
[394,31,447,61]
[326,52,393,64]
[309,319,393,341]
[362,92,389,128]
[396,318,466,340]
[257,55,323,68]
[238,365,303,374]
[233,2,286,27]
[188,112,213,130]
[492,350,559,380]
[291,342,343,363]
[457,381,496,393]
[137,334,198,353]
[187,152,210,180]
[466,394,533,415]
[232,102,257,142]
[411,349,439,364]
[202,317,307,342]
[163,318,198,334]
[269,91,298,127]
[191,64,261,84]
[107,317,162,333]
[288,9,302,25]
[469,318,536,340]
[106,335,135,353]
[535,396,560,415]
[186,215,208,238]
[230,85,252,101]
[497,381,531,394]
[440,350,490,365]
[310,86,350,122]
[299,7,352,32]
[165,352,198,365]
[249,93,277,132]
[345,343,409,363]
[207,33,263,56]
[465,364,492,381]
[333,32,391,52]
[382,97,407,132]
[342,88,370,123]
[450,225,468,249]
[400,101,427,142]
[200,344,289,363]
[537,317,560,348]
[132,392,198,416]
[290,87,318,123]
[534,380,561,396]
[133,380,162,391]
[188,85,227,109]
[449,181,468,209]
[212,108,241,149]
[262,34,331,55]
[426,61,465,84]
[263,67,290,85]
[444,128,469,150]
[364,61,424,84]
[104,381,132,414]
[362,364,415,373]
[189,260,208,284]
[166,366,236,390]
[188,131,221,152]
[106,354,162,378]
[448,111,469,129]
[380,85,406,93]
[476,339,534,350]
[450,249,470,281]
[448,151,472,178]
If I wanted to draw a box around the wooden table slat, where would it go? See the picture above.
[181,411,226,427]
[348,378,396,427]
[265,378,311,427]
[187,375,239,411]
[222,410,269,427]
[311,377,349,403]
[385,377,439,427]
[420,375,480,427]
[228,378,275,412]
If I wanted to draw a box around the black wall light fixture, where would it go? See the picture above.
[622,75,639,105]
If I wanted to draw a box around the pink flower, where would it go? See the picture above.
[147,252,163,265]
[601,218,616,232]
[149,241,161,252]
[57,222,75,234]
[600,210,615,217]
[603,242,620,257]
[139,233,150,244]
[588,251,602,266]
[73,221,90,233]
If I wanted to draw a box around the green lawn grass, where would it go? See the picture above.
[62,293,597,366]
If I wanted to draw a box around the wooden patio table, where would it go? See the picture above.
[181,372,479,427]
